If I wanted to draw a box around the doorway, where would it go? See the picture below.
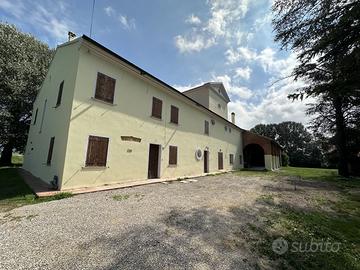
[243,144,265,168]
[148,144,161,179]
[218,152,223,170]
[204,150,209,173]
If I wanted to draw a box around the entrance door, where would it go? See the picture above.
[204,150,209,173]
[148,144,160,179]
[218,152,223,170]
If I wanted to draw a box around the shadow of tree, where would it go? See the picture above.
[62,206,269,270]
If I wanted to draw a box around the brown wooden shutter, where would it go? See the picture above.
[47,137,55,165]
[152,97,162,119]
[169,146,177,165]
[230,154,234,165]
[170,105,179,124]
[204,120,209,135]
[85,136,109,167]
[56,81,64,106]
[95,72,116,104]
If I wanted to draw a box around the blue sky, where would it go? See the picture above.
[0,0,310,129]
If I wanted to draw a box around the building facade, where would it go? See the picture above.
[23,35,281,190]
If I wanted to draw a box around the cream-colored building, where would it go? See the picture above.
[23,35,281,190]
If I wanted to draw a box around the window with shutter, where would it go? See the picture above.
[85,136,109,167]
[169,146,177,165]
[151,97,162,119]
[56,81,64,107]
[170,105,179,124]
[33,108,38,125]
[204,120,209,135]
[239,155,243,165]
[229,154,234,165]
[94,72,116,104]
[47,137,55,165]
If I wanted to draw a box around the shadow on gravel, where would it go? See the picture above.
[67,206,265,270]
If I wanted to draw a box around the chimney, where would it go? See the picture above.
[231,112,235,124]
[68,31,76,42]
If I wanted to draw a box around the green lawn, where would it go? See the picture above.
[0,167,72,212]
[238,167,360,270]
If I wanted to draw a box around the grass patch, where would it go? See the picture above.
[235,167,360,189]
[256,194,275,205]
[279,167,360,189]
[11,154,23,165]
[112,194,130,201]
[247,191,360,269]
[0,168,72,212]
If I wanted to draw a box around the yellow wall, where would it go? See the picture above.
[208,89,228,119]
[60,41,244,189]
[23,41,80,185]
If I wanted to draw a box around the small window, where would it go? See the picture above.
[33,108,38,125]
[151,97,163,119]
[204,120,209,135]
[85,136,109,167]
[239,155,243,165]
[47,137,55,165]
[169,145,178,165]
[170,105,179,124]
[225,126,228,131]
[229,127,232,133]
[218,103,221,109]
[56,81,64,107]
[229,154,234,165]
[94,72,116,104]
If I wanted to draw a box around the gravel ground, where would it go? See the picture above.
[0,173,336,270]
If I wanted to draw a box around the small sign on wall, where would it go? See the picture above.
[121,136,141,143]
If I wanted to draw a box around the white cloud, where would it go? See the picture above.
[173,82,205,92]
[104,6,115,17]
[174,0,253,53]
[0,0,25,18]
[118,15,136,30]
[234,66,252,80]
[228,78,313,129]
[186,14,201,25]
[103,6,136,31]
[174,35,216,53]
[213,74,253,100]
[0,0,75,44]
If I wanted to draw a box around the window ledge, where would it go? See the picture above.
[43,163,51,166]
[168,164,177,167]
[91,97,116,106]
[150,115,162,121]
[169,121,179,125]
[53,105,61,109]
[81,166,109,171]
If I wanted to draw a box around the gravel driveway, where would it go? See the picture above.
[0,173,317,270]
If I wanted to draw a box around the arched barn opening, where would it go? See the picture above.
[244,144,265,168]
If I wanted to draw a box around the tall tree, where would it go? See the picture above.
[0,23,53,165]
[272,0,360,177]
[251,122,323,167]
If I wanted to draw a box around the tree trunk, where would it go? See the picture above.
[333,96,349,177]
[0,141,13,166]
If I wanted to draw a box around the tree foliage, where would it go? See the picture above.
[272,0,360,176]
[251,122,323,168]
[0,23,53,165]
